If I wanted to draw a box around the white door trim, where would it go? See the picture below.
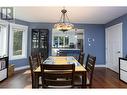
[105,23,123,72]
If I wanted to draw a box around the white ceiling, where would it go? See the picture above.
[14,7,127,24]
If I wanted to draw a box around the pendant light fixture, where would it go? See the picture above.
[54,8,74,32]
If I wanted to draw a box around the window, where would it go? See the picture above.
[53,36,58,47]
[59,36,64,46]
[65,36,69,46]
[13,29,23,56]
[53,36,69,48]
[9,23,28,60]
[0,22,8,57]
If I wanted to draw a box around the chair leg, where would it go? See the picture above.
[86,84,92,88]
[32,78,35,88]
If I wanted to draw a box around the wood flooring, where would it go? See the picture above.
[0,67,127,88]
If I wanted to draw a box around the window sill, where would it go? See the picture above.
[9,56,27,60]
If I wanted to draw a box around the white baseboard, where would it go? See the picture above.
[15,65,29,71]
[95,65,106,67]
[14,65,106,71]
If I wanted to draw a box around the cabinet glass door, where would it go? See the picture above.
[31,29,49,60]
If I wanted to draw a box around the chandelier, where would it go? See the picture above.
[54,8,74,32]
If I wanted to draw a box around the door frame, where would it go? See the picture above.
[105,22,123,72]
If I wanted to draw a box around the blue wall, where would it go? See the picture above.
[4,20,105,67]
[84,24,105,65]
[29,23,105,66]
[28,23,85,56]
[105,13,127,57]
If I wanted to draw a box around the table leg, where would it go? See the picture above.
[34,72,39,88]
[82,71,86,88]
[32,76,35,88]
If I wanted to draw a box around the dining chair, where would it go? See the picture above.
[85,54,96,88]
[74,52,84,86]
[74,54,96,88]
[29,54,42,88]
[37,53,43,65]
[78,52,85,66]
[40,64,75,88]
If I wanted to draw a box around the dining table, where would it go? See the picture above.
[33,56,87,88]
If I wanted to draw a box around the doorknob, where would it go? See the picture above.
[117,51,121,53]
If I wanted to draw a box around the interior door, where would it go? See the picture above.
[31,29,49,60]
[106,23,123,73]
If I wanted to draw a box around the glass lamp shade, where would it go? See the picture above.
[54,22,74,32]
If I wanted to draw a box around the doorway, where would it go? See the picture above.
[51,29,84,56]
[105,23,123,73]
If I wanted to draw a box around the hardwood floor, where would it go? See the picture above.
[0,69,32,88]
[92,68,127,88]
[0,67,127,88]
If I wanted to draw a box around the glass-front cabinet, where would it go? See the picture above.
[31,29,49,60]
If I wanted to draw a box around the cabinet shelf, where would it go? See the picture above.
[0,57,8,82]
[119,57,127,83]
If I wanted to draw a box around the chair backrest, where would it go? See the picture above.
[78,52,85,66]
[29,55,40,88]
[29,55,39,76]
[85,54,96,87]
[41,64,75,88]
[37,53,43,65]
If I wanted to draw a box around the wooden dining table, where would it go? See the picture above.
[33,56,87,88]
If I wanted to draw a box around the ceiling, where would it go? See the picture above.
[14,7,127,24]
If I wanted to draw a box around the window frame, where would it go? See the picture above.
[0,20,8,57]
[9,23,28,60]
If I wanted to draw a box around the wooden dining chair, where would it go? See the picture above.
[29,55,38,88]
[85,54,96,88]
[74,52,84,87]
[40,64,75,88]
[37,53,43,65]
[74,54,96,88]
[78,52,85,66]
[29,54,43,88]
